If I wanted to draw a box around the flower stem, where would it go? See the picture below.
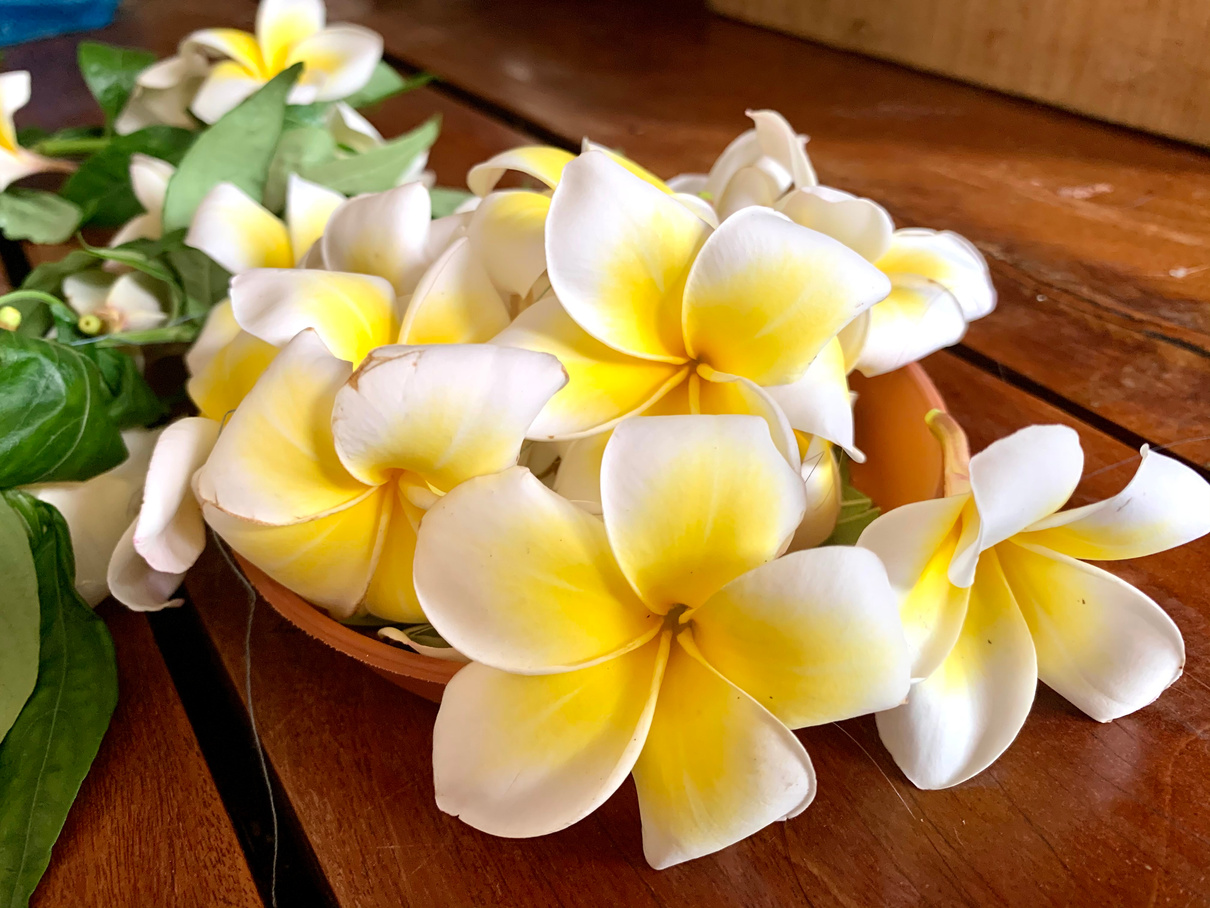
[31,136,110,157]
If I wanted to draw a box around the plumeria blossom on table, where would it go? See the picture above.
[859,420,1210,789]
[415,414,910,867]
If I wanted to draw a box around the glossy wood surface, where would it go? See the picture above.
[7,0,1210,904]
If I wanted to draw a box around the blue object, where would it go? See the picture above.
[0,0,119,46]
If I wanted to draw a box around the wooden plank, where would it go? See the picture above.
[30,604,262,908]
[706,0,1210,148]
[346,0,1210,468]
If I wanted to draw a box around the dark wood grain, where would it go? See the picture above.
[30,604,262,908]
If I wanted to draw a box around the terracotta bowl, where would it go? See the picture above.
[241,362,968,704]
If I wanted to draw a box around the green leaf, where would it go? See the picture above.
[0,332,128,489]
[263,126,337,212]
[20,251,97,298]
[430,186,473,218]
[161,64,303,232]
[0,493,118,908]
[60,126,193,227]
[78,346,165,429]
[165,244,231,321]
[282,102,333,131]
[301,115,440,195]
[77,236,177,286]
[344,63,433,110]
[823,457,881,547]
[0,190,82,244]
[77,42,157,127]
[0,495,39,747]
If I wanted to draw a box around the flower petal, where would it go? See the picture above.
[493,296,688,439]
[553,431,611,507]
[748,109,817,190]
[287,25,383,101]
[415,466,660,673]
[546,151,705,363]
[434,633,667,837]
[185,301,278,422]
[0,70,32,152]
[693,546,910,728]
[185,182,292,274]
[189,60,265,124]
[107,521,186,612]
[950,424,1084,587]
[107,273,169,331]
[466,145,575,197]
[256,0,324,71]
[285,173,343,264]
[777,185,893,262]
[601,415,807,612]
[694,370,799,466]
[714,164,781,219]
[183,28,264,73]
[790,435,842,550]
[63,270,113,317]
[331,343,566,490]
[998,540,1184,722]
[763,337,860,459]
[398,236,510,345]
[203,489,387,618]
[128,153,174,217]
[132,417,220,574]
[840,275,968,377]
[859,494,973,680]
[320,182,431,293]
[1019,447,1210,561]
[666,173,707,194]
[875,228,996,321]
[195,330,367,525]
[876,548,1037,789]
[230,268,396,365]
[362,488,424,622]
[703,127,762,202]
[466,189,550,299]
[633,632,815,869]
[683,207,891,386]
[327,101,382,152]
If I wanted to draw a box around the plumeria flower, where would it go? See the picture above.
[859,421,1210,789]
[110,154,176,247]
[26,430,158,606]
[777,184,996,376]
[108,418,221,611]
[414,414,909,868]
[62,269,169,336]
[493,150,889,464]
[115,50,209,134]
[175,0,383,124]
[193,329,566,620]
[666,109,817,219]
[186,183,495,421]
[0,71,75,190]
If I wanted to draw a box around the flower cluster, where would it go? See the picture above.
[97,108,1210,868]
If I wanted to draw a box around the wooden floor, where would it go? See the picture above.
[7,1,1210,905]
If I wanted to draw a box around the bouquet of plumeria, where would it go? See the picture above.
[4,0,1210,894]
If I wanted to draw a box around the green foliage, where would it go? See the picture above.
[0,493,118,908]
[161,64,303,232]
[263,126,337,212]
[344,63,433,110]
[60,126,193,227]
[823,456,881,546]
[0,332,131,488]
[0,495,39,748]
[302,115,439,195]
[0,190,82,244]
[430,186,474,218]
[77,42,158,128]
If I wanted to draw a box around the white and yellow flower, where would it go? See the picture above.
[108,418,221,611]
[177,0,382,124]
[109,154,176,247]
[62,269,169,336]
[193,329,566,620]
[115,50,209,135]
[0,71,75,190]
[859,421,1210,789]
[415,414,909,868]
[493,150,890,463]
[27,429,158,606]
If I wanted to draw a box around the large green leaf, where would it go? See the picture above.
[302,115,439,195]
[263,126,337,212]
[161,64,303,232]
[0,496,39,748]
[430,186,474,218]
[0,333,128,489]
[0,191,82,244]
[60,126,193,227]
[165,244,231,321]
[344,63,433,109]
[77,42,158,127]
[79,346,165,429]
[0,493,118,908]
